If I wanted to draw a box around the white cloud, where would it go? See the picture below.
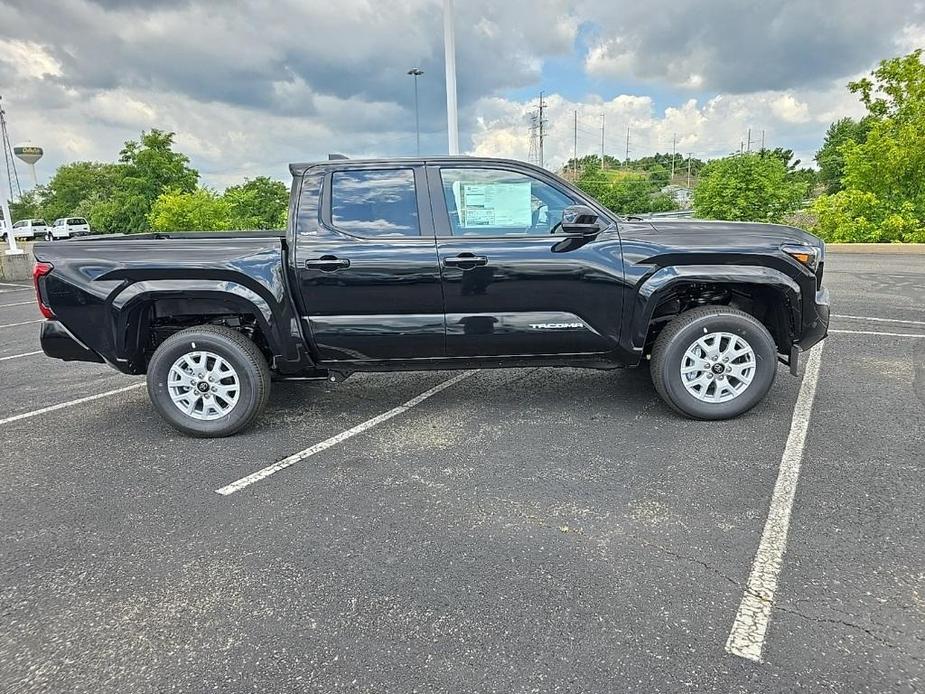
[0,39,62,79]
[469,79,868,172]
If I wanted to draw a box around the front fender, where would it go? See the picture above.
[625,264,802,357]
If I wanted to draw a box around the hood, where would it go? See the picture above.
[646,218,822,250]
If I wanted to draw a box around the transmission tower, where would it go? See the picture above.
[0,96,23,204]
[527,112,540,166]
[536,91,548,169]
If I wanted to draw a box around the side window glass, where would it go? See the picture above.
[331,169,419,237]
[439,168,575,237]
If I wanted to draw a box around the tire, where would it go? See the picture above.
[650,306,778,420]
[146,325,271,437]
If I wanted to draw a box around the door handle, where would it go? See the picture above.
[305,255,350,272]
[443,254,488,269]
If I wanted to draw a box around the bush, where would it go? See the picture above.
[810,190,925,243]
[693,153,807,223]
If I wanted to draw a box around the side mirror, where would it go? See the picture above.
[560,205,601,236]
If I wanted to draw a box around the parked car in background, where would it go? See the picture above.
[1,219,48,241]
[47,217,91,240]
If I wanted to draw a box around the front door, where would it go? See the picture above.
[428,163,625,358]
[293,165,445,363]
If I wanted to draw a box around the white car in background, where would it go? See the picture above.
[2,218,48,241]
[48,217,91,240]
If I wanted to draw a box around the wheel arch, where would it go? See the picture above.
[109,280,312,374]
[629,265,802,359]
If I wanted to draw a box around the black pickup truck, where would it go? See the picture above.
[33,156,829,436]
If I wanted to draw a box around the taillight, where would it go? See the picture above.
[32,261,55,319]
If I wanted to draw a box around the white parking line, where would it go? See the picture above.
[0,288,31,294]
[832,313,925,326]
[0,319,42,329]
[0,281,29,288]
[725,342,824,663]
[0,383,145,426]
[216,370,477,496]
[830,328,925,338]
[0,350,42,362]
[0,301,36,309]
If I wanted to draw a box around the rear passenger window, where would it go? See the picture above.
[331,169,419,237]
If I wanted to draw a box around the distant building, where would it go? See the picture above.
[661,184,693,209]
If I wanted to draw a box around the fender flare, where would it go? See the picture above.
[108,279,311,372]
[625,264,802,355]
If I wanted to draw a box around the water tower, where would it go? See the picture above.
[13,143,42,187]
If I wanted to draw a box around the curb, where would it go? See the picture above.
[826,243,925,254]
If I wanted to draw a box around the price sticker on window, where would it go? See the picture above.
[454,181,532,228]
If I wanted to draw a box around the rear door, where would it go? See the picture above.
[292,164,445,363]
[428,162,626,358]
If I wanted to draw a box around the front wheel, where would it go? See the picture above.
[650,306,778,420]
[147,325,271,437]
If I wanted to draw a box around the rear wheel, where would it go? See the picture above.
[650,306,778,420]
[147,325,271,437]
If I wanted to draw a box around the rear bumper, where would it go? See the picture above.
[40,320,105,363]
[797,286,831,350]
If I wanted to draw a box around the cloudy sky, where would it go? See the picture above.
[1,0,923,188]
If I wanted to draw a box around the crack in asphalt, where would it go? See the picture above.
[640,540,925,663]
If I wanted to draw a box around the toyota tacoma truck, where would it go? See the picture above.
[32,156,829,437]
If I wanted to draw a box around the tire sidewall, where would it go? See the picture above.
[658,314,777,419]
[147,332,263,437]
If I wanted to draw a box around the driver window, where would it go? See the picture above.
[439,167,575,237]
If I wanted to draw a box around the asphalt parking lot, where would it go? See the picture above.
[1,252,923,693]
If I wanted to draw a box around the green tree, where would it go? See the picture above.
[812,50,925,243]
[39,162,122,222]
[7,188,44,222]
[575,166,678,215]
[815,118,872,193]
[224,176,288,229]
[693,152,807,222]
[90,129,199,233]
[148,188,232,231]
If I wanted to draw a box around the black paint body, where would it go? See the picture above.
[33,157,829,377]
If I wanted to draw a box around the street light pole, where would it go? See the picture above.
[407,68,424,156]
[443,0,459,155]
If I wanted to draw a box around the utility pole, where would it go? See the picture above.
[407,68,423,156]
[761,129,766,151]
[625,127,630,165]
[443,0,459,154]
[670,133,677,180]
[537,91,547,169]
[573,110,578,177]
[600,113,605,169]
[686,153,692,189]
[746,128,752,152]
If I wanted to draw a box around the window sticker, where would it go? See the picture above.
[453,181,532,228]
